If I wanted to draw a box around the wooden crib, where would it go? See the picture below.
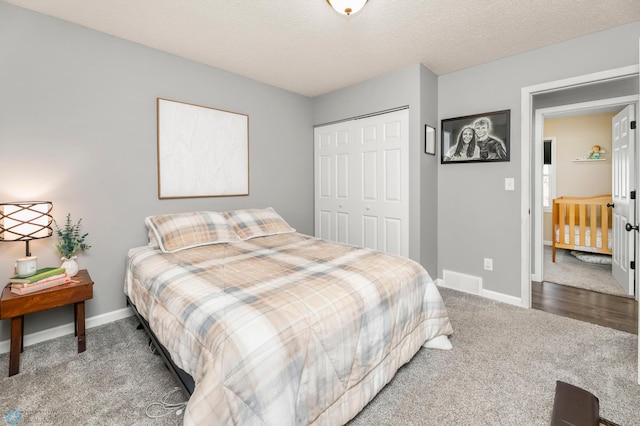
[551,194,613,262]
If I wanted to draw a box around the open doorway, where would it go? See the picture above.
[540,106,632,298]
[522,65,640,385]
[522,69,640,307]
[521,68,640,348]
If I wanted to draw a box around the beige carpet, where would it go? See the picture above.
[544,246,628,297]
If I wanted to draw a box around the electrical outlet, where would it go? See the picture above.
[484,258,493,271]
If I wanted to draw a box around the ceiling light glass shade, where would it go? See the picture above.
[0,201,53,256]
[327,0,368,16]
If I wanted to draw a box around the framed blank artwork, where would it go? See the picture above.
[157,98,249,199]
[425,125,436,155]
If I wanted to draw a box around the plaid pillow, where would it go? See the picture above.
[147,227,160,248]
[224,207,295,240]
[145,211,239,253]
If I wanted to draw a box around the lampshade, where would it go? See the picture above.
[0,201,53,256]
[327,0,368,15]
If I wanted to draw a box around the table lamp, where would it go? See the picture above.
[0,201,53,277]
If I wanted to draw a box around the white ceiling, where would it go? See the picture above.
[5,0,640,97]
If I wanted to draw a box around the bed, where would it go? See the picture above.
[124,208,453,425]
[551,195,613,262]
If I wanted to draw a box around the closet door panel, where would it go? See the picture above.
[336,153,350,199]
[315,109,408,256]
[336,212,350,244]
[361,151,378,201]
[384,148,401,202]
[362,215,378,250]
[384,217,402,256]
[314,121,356,243]
[318,155,332,198]
[318,210,332,240]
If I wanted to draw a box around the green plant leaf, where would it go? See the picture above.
[53,213,91,258]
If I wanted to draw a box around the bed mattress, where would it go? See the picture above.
[554,225,612,251]
[125,232,452,425]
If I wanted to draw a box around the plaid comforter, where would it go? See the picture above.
[125,233,452,425]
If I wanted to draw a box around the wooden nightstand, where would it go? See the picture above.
[0,269,94,376]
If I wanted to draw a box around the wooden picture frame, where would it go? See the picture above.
[157,98,249,199]
[441,110,510,164]
[425,125,436,155]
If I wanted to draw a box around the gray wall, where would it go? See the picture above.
[1,0,638,344]
[420,66,440,276]
[312,64,440,275]
[0,2,313,341]
[438,21,640,298]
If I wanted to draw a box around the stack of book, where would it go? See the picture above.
[9,267,70,295]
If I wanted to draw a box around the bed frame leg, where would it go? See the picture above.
[552,246,556,263]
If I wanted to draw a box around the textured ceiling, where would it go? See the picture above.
[5,0,640,97]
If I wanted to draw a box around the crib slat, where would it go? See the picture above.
[559,203,566,245]
[568,203,576,246]
[589,204,596,248]
[579,203,586,248]
[601,203,609,250]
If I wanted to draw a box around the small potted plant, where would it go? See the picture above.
[54,213,91,277]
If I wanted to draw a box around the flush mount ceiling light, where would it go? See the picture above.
[327,0,368,16]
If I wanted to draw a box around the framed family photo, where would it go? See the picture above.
[441,109,510,164]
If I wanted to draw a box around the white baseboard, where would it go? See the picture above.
[482,289,522,306]
[436,278,523,307]
[0,307,134,355]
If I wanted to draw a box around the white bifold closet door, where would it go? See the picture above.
[314,109,409,257]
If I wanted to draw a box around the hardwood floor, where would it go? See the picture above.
[532,281,638,335]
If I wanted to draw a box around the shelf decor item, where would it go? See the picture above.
[54,213,90,277]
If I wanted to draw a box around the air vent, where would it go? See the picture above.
[442,270,483,295]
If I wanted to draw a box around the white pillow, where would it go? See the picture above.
[423,335,452,350]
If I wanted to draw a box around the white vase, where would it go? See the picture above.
[61,256,79,277]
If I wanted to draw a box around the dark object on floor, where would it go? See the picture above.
[550,381,620,426]
[550,380,599,426]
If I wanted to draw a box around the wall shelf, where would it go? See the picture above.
[572,158,606,162]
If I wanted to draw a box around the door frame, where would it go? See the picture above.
[520,64,639,309]
[531,96,639,283]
